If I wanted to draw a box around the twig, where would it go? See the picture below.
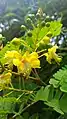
[12,101,37,118]
[5,87,34,94]
[3,91,14,97]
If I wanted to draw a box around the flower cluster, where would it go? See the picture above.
[5,50,40,77]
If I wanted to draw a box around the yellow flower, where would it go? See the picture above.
[4,50,22,71]
[13,51,40,73]
[5,50,21,59]
[22,52,40,68]
[0,72,11,90]
[5,50,40,77]
[13,51,40,76]
[44,45,61,64]
[28,52,40,68]
[13,58,31,76]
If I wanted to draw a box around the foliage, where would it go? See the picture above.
[0,8,67,119]
[34,65,67,114]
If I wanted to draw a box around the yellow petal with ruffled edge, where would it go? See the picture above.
[24,52,40,68]
[44,45,61,64]
[0,72,11,90]
[5,50,22,59]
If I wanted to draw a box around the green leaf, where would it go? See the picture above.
[50,21,62,37]
[38,21,62,40]
[60,82,67,92]
[49,66,67,92]
[38,26,49,40]
[34,85,50,101]
[16,115,24,119]
[0,97,17,114]
[44,90,64,114]
[53,69,67,81]
[25,80,37,90]
[18,103,24,114]
[54,105,64,115]
[0,114,7,119]
[34,85,63,114]
[49,78,59,88]
[60,93,67,113]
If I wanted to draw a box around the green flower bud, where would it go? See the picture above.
[27,31,32,37]
[42,36,50,44]
[21,25,26,32]
[36,13,41,19]
[45,22,50,27]
[26,18,32,24]
[11,38,21,45]
[41,21,45,27]
[47,31,53,37]
[45,16,51,22]
[28,14,35,19]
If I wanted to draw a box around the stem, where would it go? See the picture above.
[12,72,20,76]
[34,69,47,86]
[32,69,37,77]
[10,83,14,88]
[3,91,14,97]
[38,53,45,59]
[29,76,40,81]
[31,22,36,29]
[13,101,37,118]
[16,93,25,101]
[34,69,39,78]
[22,77,25,89]
[29,76,47,86]
[19,76,22,89]
[5,87,34,94]
[21,40,32,52]
[37,49,47,54]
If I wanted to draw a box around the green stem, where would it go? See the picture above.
[22,77,25,89]
[37,49,47,54]
[13,101,37,118]
[21,40,33,52]
[34,69,39,78]
[33,69,47,86]
[16,93,25,101]
[29,76,40,81]
[38,53,45,58]
[12,72,20,76]
[5,87,34,94]
[3,91,14,97]
[19,76,22,89]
